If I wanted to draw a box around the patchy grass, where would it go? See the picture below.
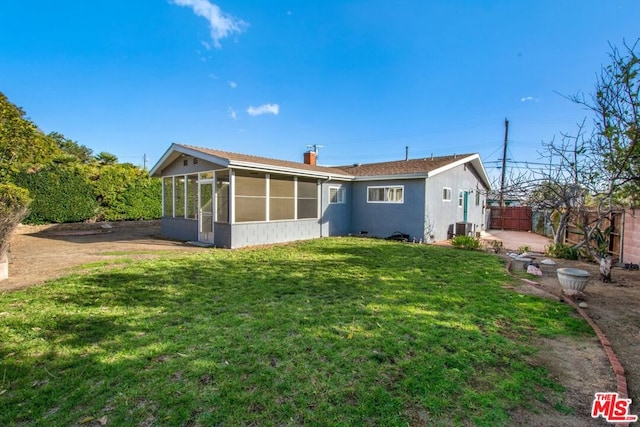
[0,238,591,426]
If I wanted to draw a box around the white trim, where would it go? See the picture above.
[366,185,404,204]
[328,186,346,204]
[442,187,452,202]
[458,190,464,208]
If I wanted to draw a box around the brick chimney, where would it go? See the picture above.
[303,150,317,166]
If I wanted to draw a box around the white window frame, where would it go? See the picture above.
[458,190,464,208]
[442,187,452,201]
[367,185,404,204]
[329,186,346,204]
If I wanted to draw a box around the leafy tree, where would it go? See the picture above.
[0,92,61,180]
[95,151,118,165]
[48,131,94,164]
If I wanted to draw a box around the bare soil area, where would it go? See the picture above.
[2,221,202,292]
[2,223,639,425]
[506,254,640,425]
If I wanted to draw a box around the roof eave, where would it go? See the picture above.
[229,160,352,180]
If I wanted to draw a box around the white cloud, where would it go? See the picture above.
[228,107,238,120]
[228,81,237,88]
[520,96,540,102]
[171,0,248,48]
[247,104,279,116]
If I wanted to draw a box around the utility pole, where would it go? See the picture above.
[499,118,509,229]
[143,154,148,170]
[499,118,509,206]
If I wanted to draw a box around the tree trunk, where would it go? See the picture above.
[0,249,8,281]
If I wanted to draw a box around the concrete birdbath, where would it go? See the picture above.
[556,267,591,296]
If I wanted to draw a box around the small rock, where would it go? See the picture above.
[541,259,556,265]
[101,223,113,229]
[578,302,588,309]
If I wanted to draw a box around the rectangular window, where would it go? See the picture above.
[235,171,266,222]
[367,186,403,203]
[186,175,198,219]
[216,172,229,223]
[175,176,185,217]
[475,191,481,206]
[297,178,318,219]
[442,187,452,201]
[329,187,345,204]
[163,177,173,217]
[270,174,295,220]
[458,190,464,207]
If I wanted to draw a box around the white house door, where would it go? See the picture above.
[199,182,214,243]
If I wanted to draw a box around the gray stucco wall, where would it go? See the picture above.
[161,217,198,242]
[230,219,320,248]
[320,181,352,237]
[425,163,487,241]
[350,179,426,241]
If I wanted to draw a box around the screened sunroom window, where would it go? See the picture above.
[216,172,229,223]
[163,177,173,216]
[186,175,198,219]
[235,171,267,222]
[270,174,295,220]
[174,176,185,217]
[297,178,318,219]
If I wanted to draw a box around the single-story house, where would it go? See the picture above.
[149,143,491,248]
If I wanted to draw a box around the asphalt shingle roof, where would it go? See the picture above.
[180,144,476,177]
[336,154,475,176]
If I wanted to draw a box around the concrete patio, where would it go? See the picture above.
[481,229,551,253]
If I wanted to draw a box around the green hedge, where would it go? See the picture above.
[13,163,162,224]
[13,164,98,224]
[93,165,161,221]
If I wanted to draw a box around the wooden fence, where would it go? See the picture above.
[490,206,532,231]
[565,210,623,259]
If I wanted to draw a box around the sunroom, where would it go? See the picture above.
[151,144,350,248]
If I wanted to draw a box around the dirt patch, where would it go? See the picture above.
[506,254,640,424]
[2,221,203,292]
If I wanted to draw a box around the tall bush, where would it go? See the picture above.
[13,164,97,224]
[92,164,161,221]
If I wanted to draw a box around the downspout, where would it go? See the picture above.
[320,175,332,237]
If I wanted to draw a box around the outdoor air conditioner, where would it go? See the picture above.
[455,221,473,236]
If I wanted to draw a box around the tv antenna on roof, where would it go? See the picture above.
[306,144,323,155]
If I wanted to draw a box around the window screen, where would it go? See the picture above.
[297,178,318,219]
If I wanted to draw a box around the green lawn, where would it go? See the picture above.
[0,238,591,426]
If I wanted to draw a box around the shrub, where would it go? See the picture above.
[517,245,531,253]
[0,183,31,254]
[13,164,97,224]
[451,235,481,250]
[92,164,161,221]
[545,243,579,260]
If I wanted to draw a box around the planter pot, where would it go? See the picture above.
[556,267,590,296]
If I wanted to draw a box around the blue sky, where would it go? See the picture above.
[1,1,638,181]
